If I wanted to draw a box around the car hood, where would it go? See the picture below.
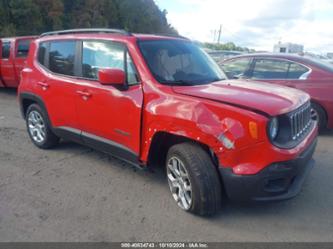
[172,80,310,116]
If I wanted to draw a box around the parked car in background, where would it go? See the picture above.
[207,50,244,64]
[19,29,317,216]
[220,53,333,130]
[0,36,36,88]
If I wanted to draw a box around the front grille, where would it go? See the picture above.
[289,102,312,140]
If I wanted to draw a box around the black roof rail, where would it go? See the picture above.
[40,28,132,37]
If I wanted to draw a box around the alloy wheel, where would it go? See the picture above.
[167,156,192,210]
[28,110,46,143]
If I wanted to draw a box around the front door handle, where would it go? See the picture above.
[76,90,92,100]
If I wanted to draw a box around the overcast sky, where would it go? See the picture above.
[155,0,333,54]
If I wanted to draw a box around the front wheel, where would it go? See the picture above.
[166,143,222,216]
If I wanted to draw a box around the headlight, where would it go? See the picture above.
[268,117,279,140]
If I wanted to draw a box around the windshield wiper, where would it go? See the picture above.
[162,78,225,86]
[162,80,197,86]
[203,77,225,83]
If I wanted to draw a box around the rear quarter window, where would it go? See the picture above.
[287,62,309,79]
[37,42,48,66]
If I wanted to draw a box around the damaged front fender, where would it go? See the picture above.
[140,90,267,167]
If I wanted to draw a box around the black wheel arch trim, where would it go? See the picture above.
[19,92,53,126]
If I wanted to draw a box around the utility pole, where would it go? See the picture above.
[217,25,222,44]
[213,30,217,43]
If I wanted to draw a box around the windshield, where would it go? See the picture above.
[138,39,226,85]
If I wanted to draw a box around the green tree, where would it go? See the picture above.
[34,0,64,31]
[203,42,254,52]
[0,0,177,37]
[0,0,43,36]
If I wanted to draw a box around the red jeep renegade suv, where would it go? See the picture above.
[18,29,318,216]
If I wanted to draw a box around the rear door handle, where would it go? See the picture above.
[37,81,49,90]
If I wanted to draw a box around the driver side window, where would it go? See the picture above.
[82,40,139,85]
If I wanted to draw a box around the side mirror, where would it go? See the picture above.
[98,68,126,86]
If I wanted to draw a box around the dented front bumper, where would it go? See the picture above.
[219,138,317,202]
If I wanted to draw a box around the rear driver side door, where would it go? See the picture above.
[35,40,81,141]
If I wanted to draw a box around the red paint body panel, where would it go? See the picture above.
[75,80,143,154]
[0,40,4,87]
[98,68,126,85]
[18,34,318,177]
[33,69,80,130]
[222,54,333,128]
[172,80,310,116]
[0,36,36,88]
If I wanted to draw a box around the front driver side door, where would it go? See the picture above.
[75,40,143,163]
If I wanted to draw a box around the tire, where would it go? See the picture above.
[166,142,222,216]
[311,102,327,131]
[26,104,59,149]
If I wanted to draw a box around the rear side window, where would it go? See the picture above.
[287,62,309,79]
[252,59,289,79]
[1,42,11,59]
[221,58,251,78]
[16,39,32,57]
[82,40,139,85]
[49,41,76,76]
[38,42,48,66]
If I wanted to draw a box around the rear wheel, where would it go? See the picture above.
[166,143,222,216]
[26,104,59,149]
[311,102,327,131]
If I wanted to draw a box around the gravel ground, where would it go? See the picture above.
[0,88,332,242]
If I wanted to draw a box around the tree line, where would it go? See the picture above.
[203,42,255,52]
[0,0,177,37]
[0,0,252,52]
